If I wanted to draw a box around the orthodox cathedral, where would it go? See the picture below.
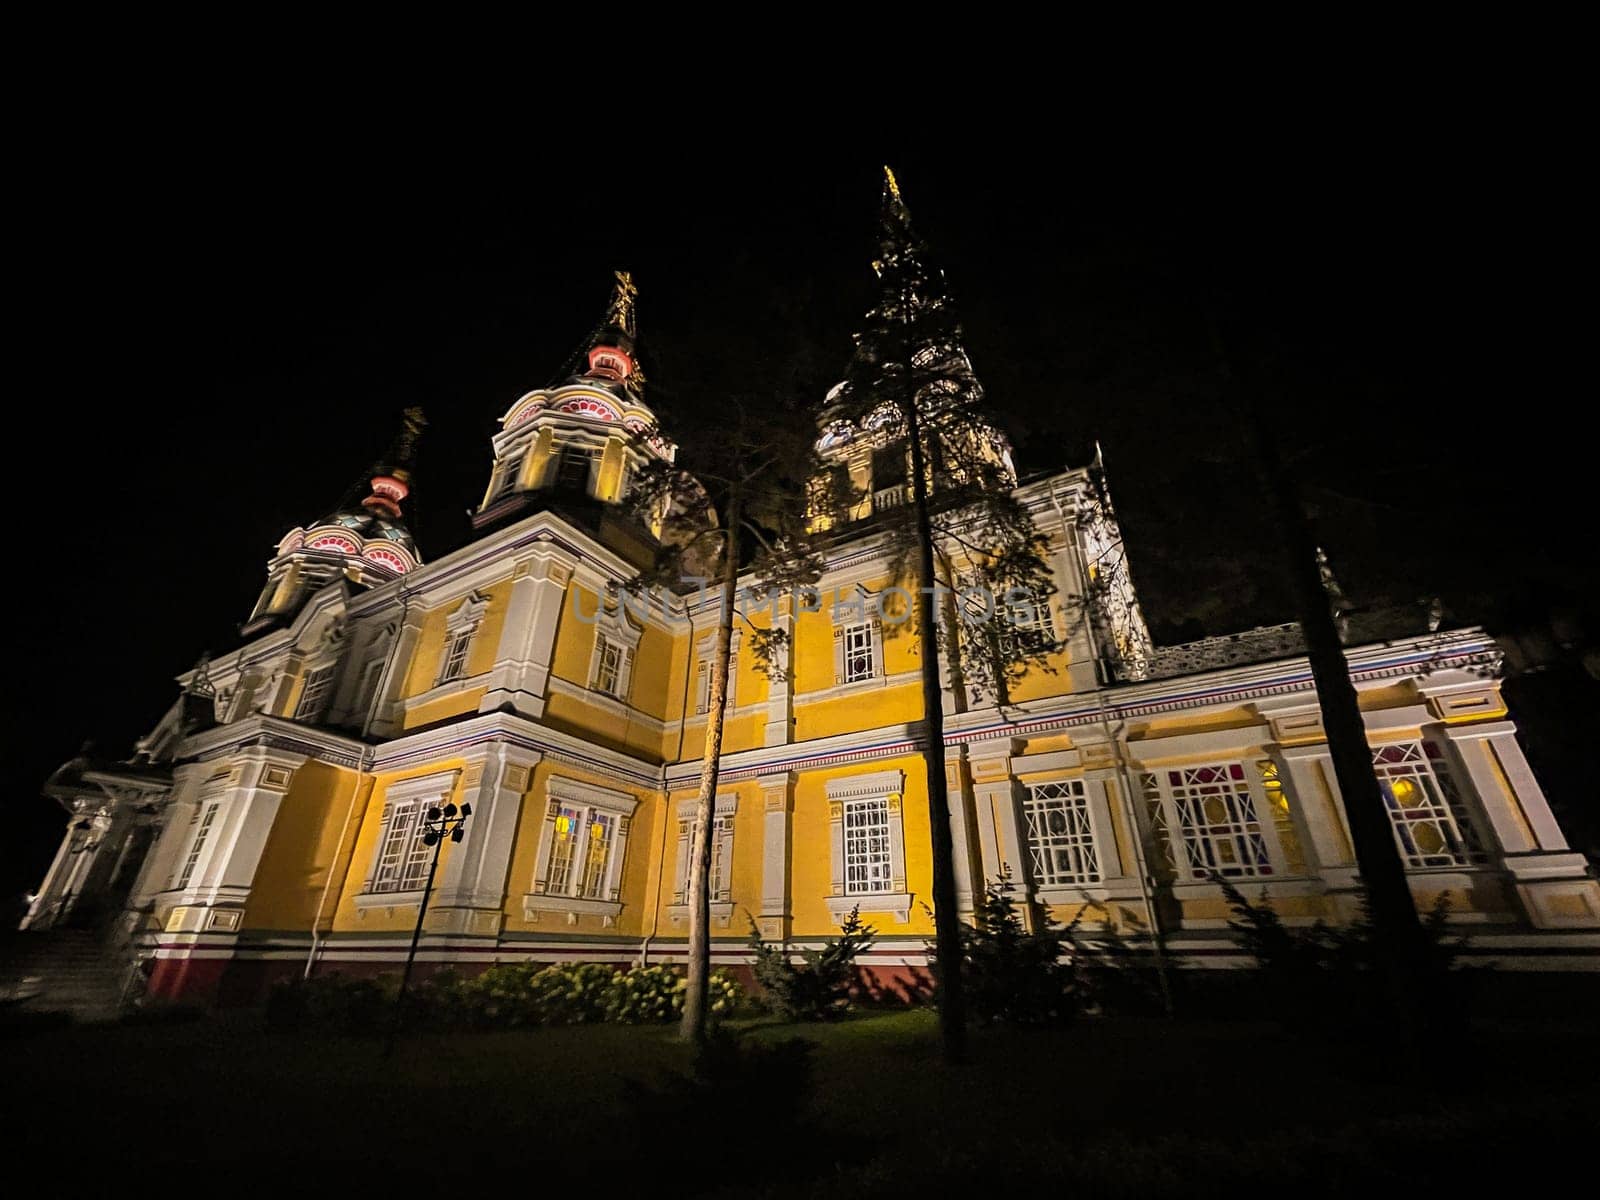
[19,188,1599,1009]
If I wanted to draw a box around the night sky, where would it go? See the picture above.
[10,135,1593,902]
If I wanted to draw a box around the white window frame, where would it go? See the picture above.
[1138,761,1286,881]
[693,629,740,715]
[524,776,638,925]
[436,592,489,686]
[555,443,599,492]
[171,796,223,892]
[1022,778,1101,887]
[831,586,884,687]
[825,770,911,923]
[356,771,460,906]
[498,446,525,495]
[1372,739,1487,869]
[293,662,338,722]
[669,795,737,926]
[586,603,643,703]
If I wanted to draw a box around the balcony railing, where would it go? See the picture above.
[872,484,906,512]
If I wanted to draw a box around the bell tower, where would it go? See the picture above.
[243,408,426,634]
[474,271,677,531]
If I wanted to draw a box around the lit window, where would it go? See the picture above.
[1373,741,1486,868]
[1023,779,1099,886]
[294,664,337,722]
[843,797,894,894]
[1257,759,1308,875]
[369,799,433,894]
[1143,763,1274,879]
[173,801,220,890]
[842,623,876,684]
[541,804,622,901]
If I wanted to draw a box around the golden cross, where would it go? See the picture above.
[609,269,639,334]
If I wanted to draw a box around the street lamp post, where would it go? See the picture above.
[387,801,471,1048]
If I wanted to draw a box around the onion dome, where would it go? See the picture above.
[245,409,426,631]
[476,273,676,531]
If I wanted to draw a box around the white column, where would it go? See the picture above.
[1080,771,1127,879]
[1434,721,1567,853]
[21,816,83,929]
[371,606,428,737]
[128,763,206,913]
[431,744,542,935]
[758,771,793,940]
[481,549,574,718]
[763,596,795,747]
[944,748,976,914]
[201,749,306,897]
[1276,743,1360,890]
[968,738,1024,893]
[1050,533,1100,693]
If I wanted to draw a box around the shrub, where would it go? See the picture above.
[944,873,1085,1026]
[606,964,744,1025]
[607,964,686,1024]
[1215,874,1469,1037]
[265,972,396,1034]
[526,962,616,1024]
[748,906,875,1021]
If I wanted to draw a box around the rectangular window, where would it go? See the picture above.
[693,652,736,715]
[557,447,594,490]
[1139,772,1179,883]
[370,799,433,894]
[1023,779,1100,886]
[173,801,220,890]
[499,450,524,494]
[842,623,876,684]
[544,804,583,895]
[1162,762,1273,879]
[1005,589,1055,652]
[579,812,616,900]
[1373,741,1487,868]
[675,812,735,903]
[542,804,621,900]
[294,664,337,721]
[596,638,625,698]
[843,797,894,894]
[440,628,473,684]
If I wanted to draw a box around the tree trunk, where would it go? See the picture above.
[1224,330,1429,1020]
[679,490,741,1044]
[905,398,969,1066]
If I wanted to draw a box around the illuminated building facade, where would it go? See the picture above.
[22,266,1600,1005]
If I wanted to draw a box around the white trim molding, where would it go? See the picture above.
[825,769,911,923]
[523,774,639,925]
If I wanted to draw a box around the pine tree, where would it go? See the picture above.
[821,169,1065,1063]
[1211,315,1435,1032]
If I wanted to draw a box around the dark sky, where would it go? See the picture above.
[9,133,1592,898]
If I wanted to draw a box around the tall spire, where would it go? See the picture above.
[359,406,427,519]
[583,270,646,394]
[606,270,639,339]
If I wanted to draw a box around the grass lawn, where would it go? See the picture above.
[10,1007,1598,1194]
